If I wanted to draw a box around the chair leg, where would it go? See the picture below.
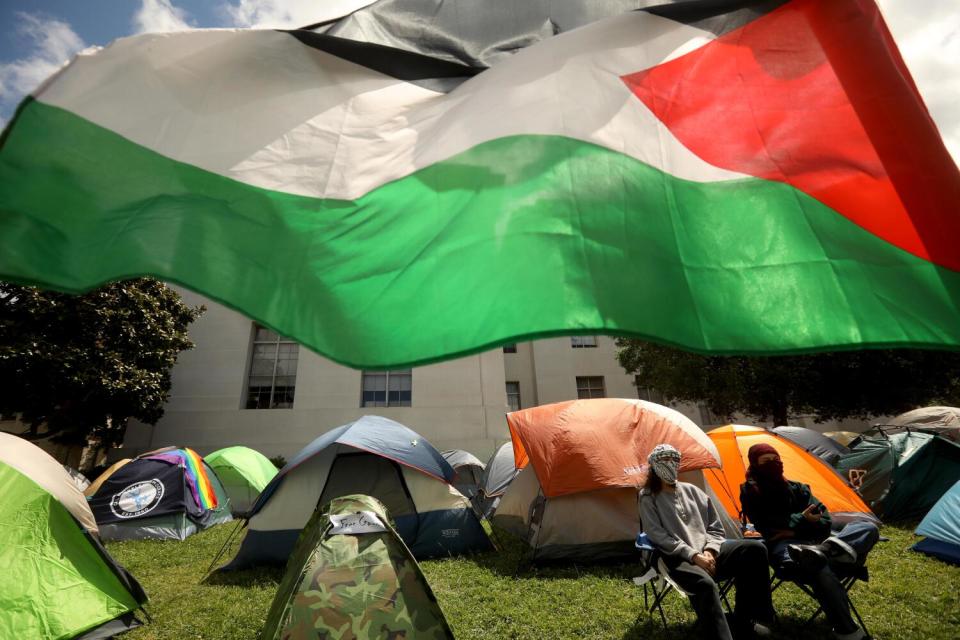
[719,579,735,614]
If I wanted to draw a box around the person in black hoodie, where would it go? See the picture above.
[740,443,879,640]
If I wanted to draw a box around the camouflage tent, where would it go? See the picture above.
[262,494,454,640]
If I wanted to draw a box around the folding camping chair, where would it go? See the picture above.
[633,533,734,631]
[771,562,871,638]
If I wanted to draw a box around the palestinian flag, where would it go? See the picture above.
[1,0,958,368]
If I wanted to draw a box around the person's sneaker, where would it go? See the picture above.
[787,543,828,571]
[834,627,867,640]
[822,536,858,564]
[733,620,772,639]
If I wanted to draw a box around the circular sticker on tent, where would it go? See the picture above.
[110,479,165,518]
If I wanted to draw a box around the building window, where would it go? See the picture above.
[246,325,298,409]
[576,376,605,399]
[362,370,412,407]
[636,377,665,405]
[506,381,521,412]
[502,343,517,353]
[570,336,597,348]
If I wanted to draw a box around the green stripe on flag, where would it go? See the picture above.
[2,100,959,367]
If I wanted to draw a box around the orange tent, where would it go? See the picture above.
[506,398,720,498]
[705,425,877,525]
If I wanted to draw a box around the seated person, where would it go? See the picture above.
[740,443,880,640]
[640,444,774,640]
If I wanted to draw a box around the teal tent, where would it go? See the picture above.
[205,446,278,515]
[836,431,960,521]
[914,480,960,564]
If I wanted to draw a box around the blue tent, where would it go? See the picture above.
[913,479,960,564]
[225,416,492,568]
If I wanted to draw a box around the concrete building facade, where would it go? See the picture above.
[121,289,875,461]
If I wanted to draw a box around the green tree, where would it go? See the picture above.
[616,339,960,426]
[0,279,203,448]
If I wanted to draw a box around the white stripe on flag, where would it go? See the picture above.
[35,13,745,200]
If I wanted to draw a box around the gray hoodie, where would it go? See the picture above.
[639,482,725,562]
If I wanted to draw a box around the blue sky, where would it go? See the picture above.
[0,0,957,158]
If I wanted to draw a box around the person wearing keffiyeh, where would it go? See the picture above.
[640,444,774,640]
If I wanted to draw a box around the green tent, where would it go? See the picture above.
[262,494,454,640]
[836,431,960,521]
[205,446,278,516]
[0,461,147,639]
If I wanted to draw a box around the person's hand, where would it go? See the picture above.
[768,529,794,541]
[801,504,822,523]
[692,552,716,576]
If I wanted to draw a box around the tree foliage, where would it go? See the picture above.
[0,279,203,447]
[616,339,960,426]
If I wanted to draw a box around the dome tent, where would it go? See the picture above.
[913,479,960,564]
[771,425,850,465]
[0,433,147,639]
[225,415,492,569]
[87,447,232,541]
[63,465,91,492]
[477,442,519,518]
[441,448,485,501]
[836,431,960,521]
[262,494,454,640]
[880,406,960,442]
[205,446,278,516]
[705,425,877,526]
[493,398,729,562]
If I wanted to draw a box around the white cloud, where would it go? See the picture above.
[878,0,960,161]
[0,13,85,111]
[133,0,192,34]
[220,0,376,29]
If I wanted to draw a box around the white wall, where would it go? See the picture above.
[123,289,511,461]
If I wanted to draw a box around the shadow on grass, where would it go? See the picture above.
[202,565,284,588]
[464,525,645,582]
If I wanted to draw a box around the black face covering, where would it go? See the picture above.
[754,459,785,483]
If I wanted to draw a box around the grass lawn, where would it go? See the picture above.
[109,521,960,639]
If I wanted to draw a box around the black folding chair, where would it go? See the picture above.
[634,533,734,631]
[771,563,871,638]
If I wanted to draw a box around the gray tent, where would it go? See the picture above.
[62,465,91,492]
[877,406,960,443]
[772,426,850,466]
[476,442,519,517]
[441,449,485,500]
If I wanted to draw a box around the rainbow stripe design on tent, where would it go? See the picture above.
[145,448,218,510]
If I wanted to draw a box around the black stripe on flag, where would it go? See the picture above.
[643,0,787,37]
[284,30,479,93]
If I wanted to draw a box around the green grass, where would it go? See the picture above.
[108,521,960,639]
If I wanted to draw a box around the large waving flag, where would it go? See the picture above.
[0,0,957,368]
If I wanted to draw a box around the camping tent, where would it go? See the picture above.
[771,426,850,465]
[87,447,232,541]
[492,398,730,562]
[0,433,147,639]
[913,479,960,564]
[262,494,454,640]
[441,449,485,501]
[836,431,960,521]
[873,406,960,443]
[704,425,877,527]
[824,431,863,448]
[85,458,131,497]
[225,415,492,568]
[205,446,278,516]
[477,442,519,518]
[63,465,91,492]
